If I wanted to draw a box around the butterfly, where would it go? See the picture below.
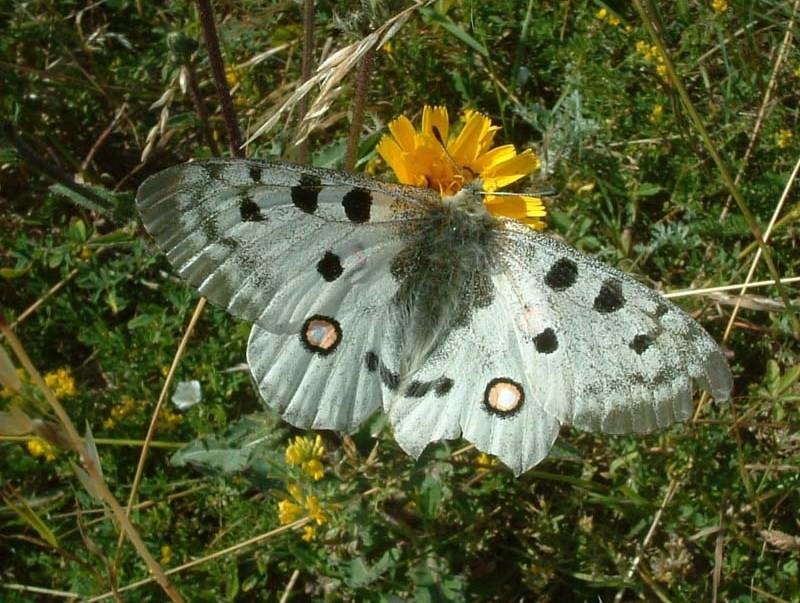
[136,159,732,475]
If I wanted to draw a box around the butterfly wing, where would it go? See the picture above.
[136,159,430,432]
[380,298,561,476]
[492,219,732,434]
[136,159,433,331]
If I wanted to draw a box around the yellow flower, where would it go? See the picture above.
[277,483,328,535]
[377,105,547,229]
[596,7,620,26]
[711,0,728,12]
[776,129,794,149]
[160,545,173,565]
[44,368,76,399]
[475,452,498,472]
[26,437,56,461]
[635,41,669,82]
[305,495,326,525]
[650,103,664,123]
[285,434,325,480]
[302,525,317,542]
[225,67,239,87]
[278,498,303,524]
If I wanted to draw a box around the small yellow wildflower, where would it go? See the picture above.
[277,482,329,538]
[476,452,499,472]
[650,103,664,123]
[711,0,728,13]
[225,67,239,88]
[285,434,325,480]
[160,545,173,565]
[158,407,184,430]
[26,437,56,461]
[635,41,669,82]
[278,498,303,524]
[793,65,800,79]
[305,495,326,525]
[596,7,620,26]
[302,525,317,542]
[377,105,547,230]
[44,368,76,399]
[776,129,794,149]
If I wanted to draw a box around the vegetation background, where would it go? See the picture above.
[1,0,799,601]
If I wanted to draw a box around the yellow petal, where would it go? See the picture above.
[422,105,449,145]
[388,115,417,151]
[481,150,540,189]
[377,136,415,185]
[449,111,492,164]
[470,144,519,176]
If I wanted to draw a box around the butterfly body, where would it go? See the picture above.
[137,159,732,475]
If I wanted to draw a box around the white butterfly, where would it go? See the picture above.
[136,159,732,475]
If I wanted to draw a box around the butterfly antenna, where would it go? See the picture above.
[431,125,477,189]
[432,125,556,197]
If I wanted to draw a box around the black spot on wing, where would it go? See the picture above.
[594,279,625,314]
[342,188,372,223]
[544,258,578,291]
[655,303,670,318]
[363,351,399,391]
[404,376,454,398]
[435,377,453,396]
[291,173,322,214]
[220,236,239,251]
[405,380,432,398]
[364,351,379,371]
[239,196,265,222]
[248,165,262,183]
[630,334,654,355]
[316,251,343,282]
[533,328,558,354]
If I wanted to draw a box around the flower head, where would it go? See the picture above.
[776,129,794,149]
[285,434,325,480]
[276,482,329,540]
[44,368,76,399]
[27,437,56,461]
[377,106,547,229]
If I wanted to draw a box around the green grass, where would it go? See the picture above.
[1,1,799,601]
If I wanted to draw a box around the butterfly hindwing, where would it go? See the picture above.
[379,294,561,475]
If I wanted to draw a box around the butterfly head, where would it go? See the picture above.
[441,178,493,221]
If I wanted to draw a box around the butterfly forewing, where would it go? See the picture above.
[136,160,431,331]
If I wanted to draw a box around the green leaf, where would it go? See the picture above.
[2,490,59,547]
[421,8,488,56]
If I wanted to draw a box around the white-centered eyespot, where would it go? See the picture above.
[483,377,525,416]
[301,315,342,355]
